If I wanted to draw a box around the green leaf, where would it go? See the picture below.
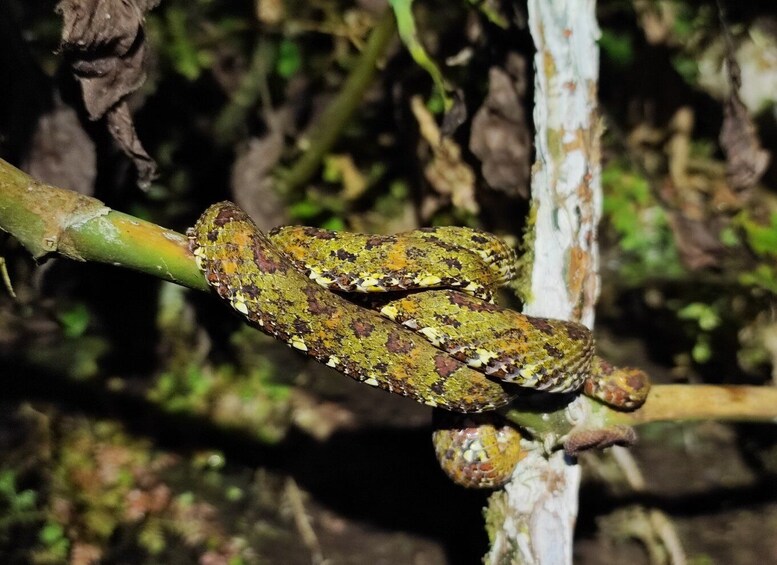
[288,200,324,220]
[165,8,204,80]
[599,30,634,66]
[742,213,777,257]
[692,337,712,364]
[57,303,90,338]
[276,40,301,78]
[39,522,65,546]
[321,217,346,231]
[740,264,777,295]
[389,0,452,110]
[677,302,721,331]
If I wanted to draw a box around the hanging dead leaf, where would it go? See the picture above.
[469,53,531,198]
[24,96,96,195]
[667,212,725,270]
[232,129,287,232]
[715,19,770,192]
[719,55,770,191]
[57,0,160,187]
[410,96,478,215]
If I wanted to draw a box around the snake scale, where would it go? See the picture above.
[189,202,650,488]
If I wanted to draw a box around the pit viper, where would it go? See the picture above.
[189,202,650,488]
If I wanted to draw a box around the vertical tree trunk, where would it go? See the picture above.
[484,1,601,563]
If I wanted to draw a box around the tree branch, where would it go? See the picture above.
[485,1,603,562]
[0,158,205,291]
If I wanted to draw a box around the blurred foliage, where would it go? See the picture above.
[734,211,777,293]
[0,469,41,544]
[149,283,293,443]
[599,30,635,68]
[55,302,90,339]
[602,160,684,284]
[2,0,777,563]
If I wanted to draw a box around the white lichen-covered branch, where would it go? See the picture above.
[485,1,602,563]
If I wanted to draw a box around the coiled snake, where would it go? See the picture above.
[188,202,650,488]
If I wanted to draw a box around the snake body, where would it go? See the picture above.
[189,202,650,488]
[189,203,517,413]
[268,225,517,301]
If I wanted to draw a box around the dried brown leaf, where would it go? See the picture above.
[231,131,287,232]
[57,0,159,187]
[469,53,531,198]
[24,97,96,195]
[720,92,770,192]
[668,212,724,270]
[106,101,156,188]
[411,96,478,215]
[719,51,770,191]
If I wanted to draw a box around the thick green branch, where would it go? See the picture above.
[0,158,206,291]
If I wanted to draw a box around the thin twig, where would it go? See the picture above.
[277,10,396,194]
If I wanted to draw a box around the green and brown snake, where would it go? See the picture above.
[188,202,649,488]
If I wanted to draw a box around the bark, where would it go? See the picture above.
[485,1,602,563]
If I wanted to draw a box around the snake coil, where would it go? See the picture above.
[189,202,650,488]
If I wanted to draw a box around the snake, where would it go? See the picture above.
[188,202,650,488]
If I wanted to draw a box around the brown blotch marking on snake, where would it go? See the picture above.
[301,226,338,240]
[405,246,426,260]
[334,274,356,288]
[334,356,362,376]
[386,330,415,354]
[543,342,565,360]
[333,249,358,262]
[626,371,649,392]
[430,375,448,396]
[470,234,489,245]
[595,358,615,376]
[252,242,283,274]
[564,426,637,456]
[303,286,337,317]
[213,206,242,226]
[436,314,462,328]
[442,257,464,270]
[425,236,461,253]
[447,291,499,312]
[240,283,261,299]
[565,323,590,341]
[351,319,375,338]
[434,353,460,378]
[293,318,312,336]
[527,317,555,336]
[365,235,394,250]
